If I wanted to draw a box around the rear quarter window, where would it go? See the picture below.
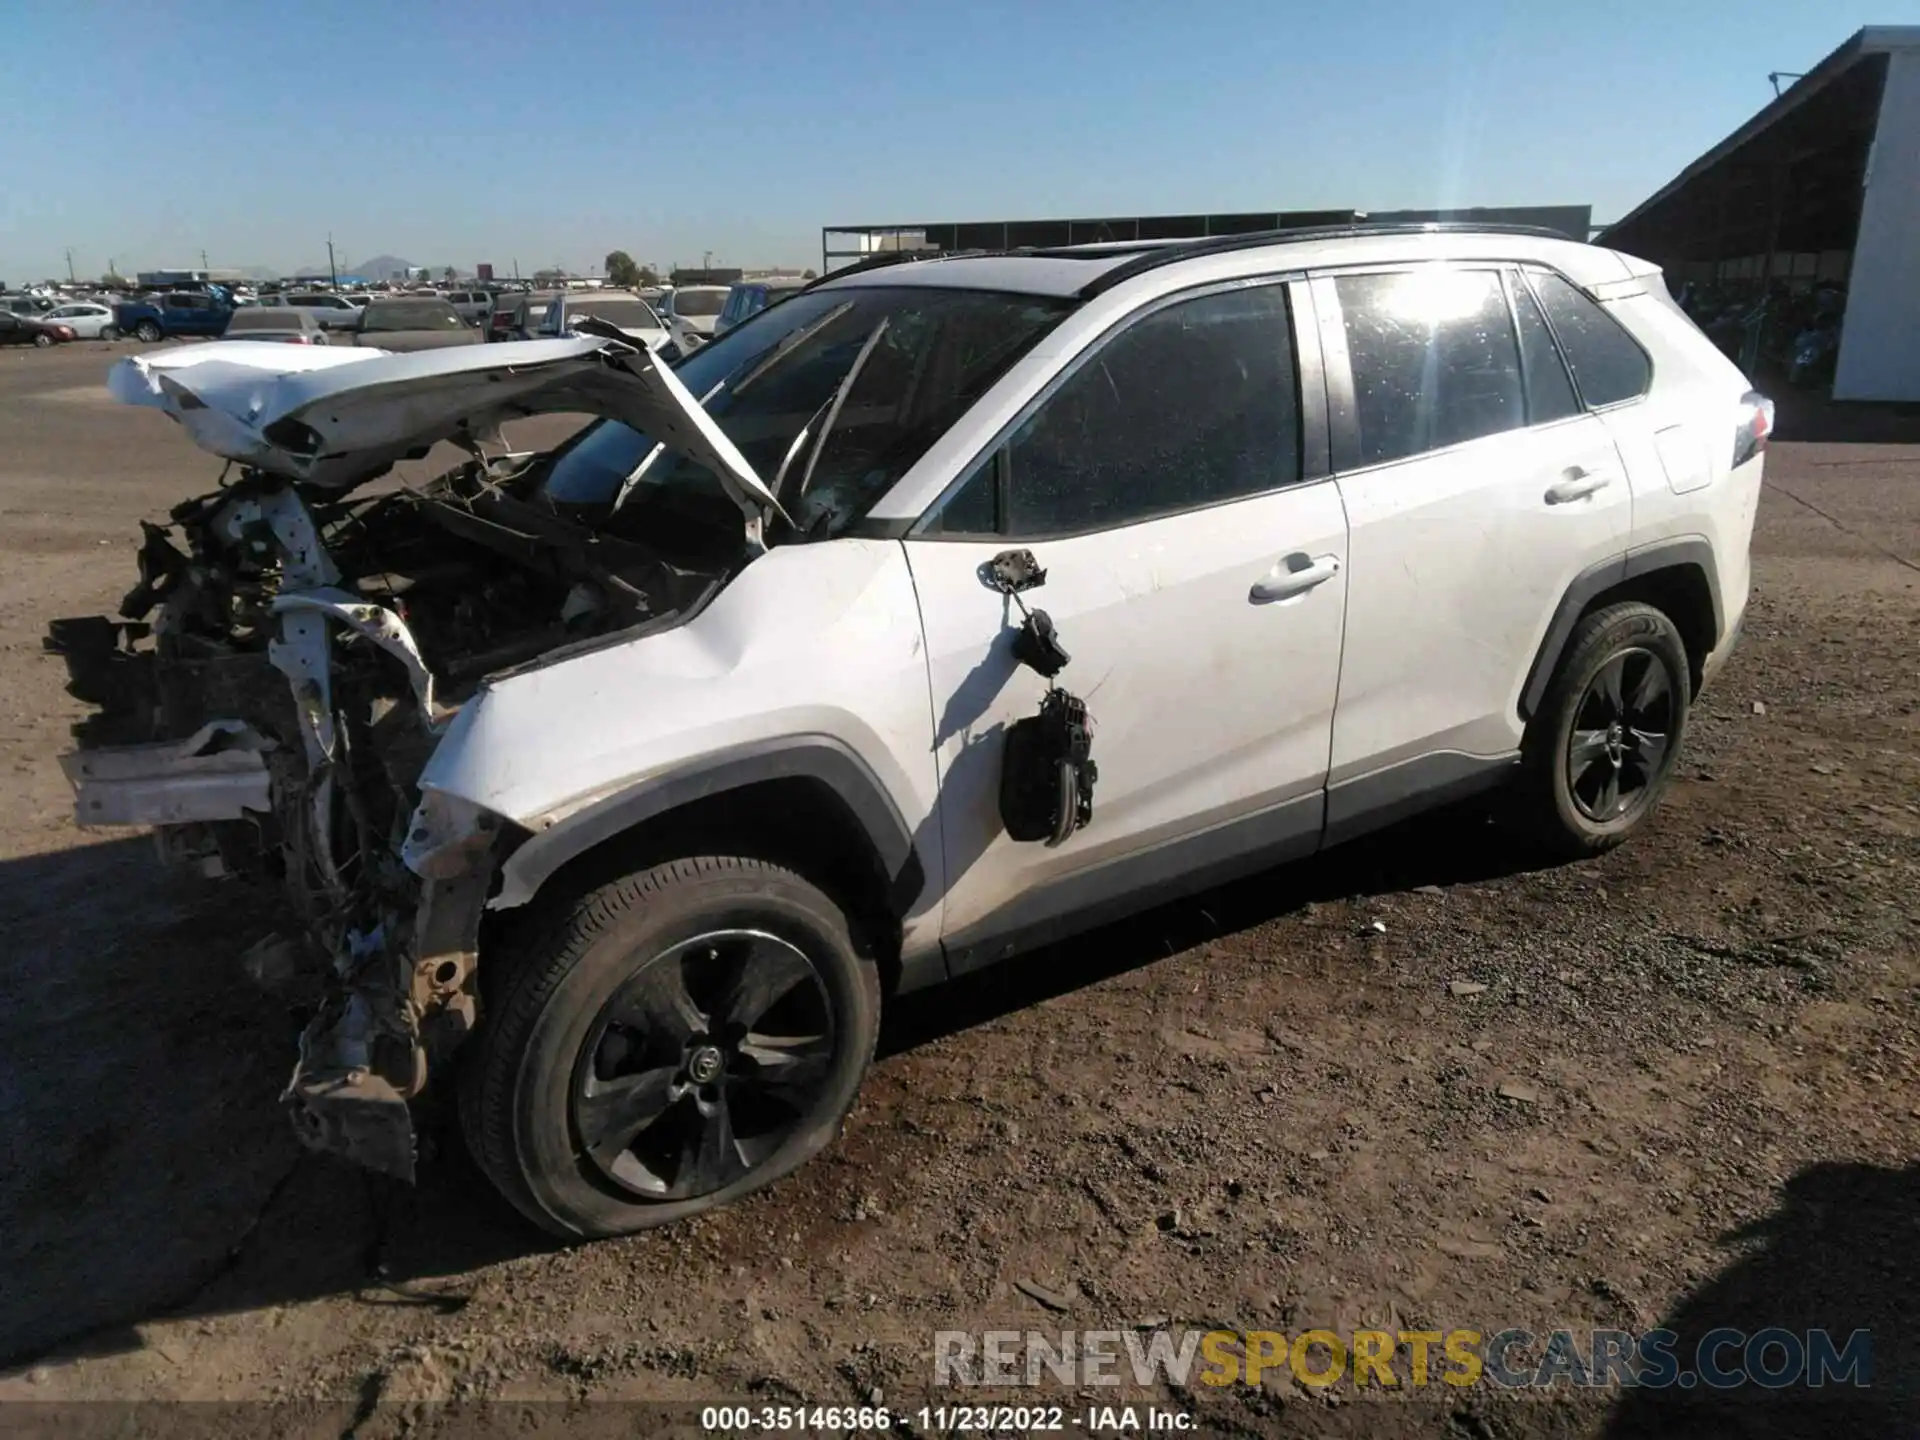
[1527,271,1652,407]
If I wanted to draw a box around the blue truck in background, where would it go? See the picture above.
[113,285,237,343]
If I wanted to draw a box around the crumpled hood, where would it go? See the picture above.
[106,332,785,530]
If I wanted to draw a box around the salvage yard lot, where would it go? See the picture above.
[0,340,1916,1436]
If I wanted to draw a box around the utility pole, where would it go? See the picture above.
[200,248,209,271]
[512,257,520,280]
[326,233,338,287]
[64,248,75,283]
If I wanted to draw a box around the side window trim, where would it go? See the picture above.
[1500,266,1583,429]
[1309,274,1361,475]
[909,272,1325,541]
[1517,265,1653,412]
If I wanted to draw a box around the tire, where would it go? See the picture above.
[32,332,51,348]
[101,326,120,342]
[460,855,881,1239]
[134,320,162,343]
[1517,601,1691,858]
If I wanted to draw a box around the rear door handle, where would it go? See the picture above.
[1250,553,1341,604]
[1545,470,1612,504]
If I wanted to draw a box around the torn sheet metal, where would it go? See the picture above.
[59,719,275,826]
[272,587,447,729]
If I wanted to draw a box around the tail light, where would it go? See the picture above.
[56,326,75,340]
[285,335,312,344]
[1733,390,1774,468]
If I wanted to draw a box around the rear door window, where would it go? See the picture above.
[1334,267,1524,467]
[1526,271,1651,407]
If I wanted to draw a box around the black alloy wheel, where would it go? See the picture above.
[1565,647,1675,823]
[1518,600,1692,858]
[572,928,836,1201]
[461,854,880,1238]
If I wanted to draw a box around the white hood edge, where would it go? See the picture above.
[107,334,787,533]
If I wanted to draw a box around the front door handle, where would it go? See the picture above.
[1250,553,1341,604]
[1545,469,1612,504]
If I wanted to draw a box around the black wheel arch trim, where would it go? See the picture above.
[491,736,926,919]
[1520,537,1723,720]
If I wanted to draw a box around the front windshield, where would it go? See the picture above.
[542,286,1074,540]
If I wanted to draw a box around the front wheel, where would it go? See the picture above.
[460,856,880,1238]
[32,332,51,348]
[134,320,162,343]
[1517,601,1691,858]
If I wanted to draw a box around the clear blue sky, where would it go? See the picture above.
[0,1,1896,281]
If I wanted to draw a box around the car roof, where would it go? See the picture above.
[810,225,1637,300]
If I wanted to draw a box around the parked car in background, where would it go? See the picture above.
[490,292,555,342]
[0,312,75,347]
[714,277,809,335]
[222,308,331,345]
[660,284,728,352]
[350,297,482,352]
[260,293,365,331]
[42,301,118,339]
[537,289,669,349]
[114,289,237,343]
[3,294,54,317]
[444,290,495,326]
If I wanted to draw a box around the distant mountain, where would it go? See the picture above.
[354,254,417,280]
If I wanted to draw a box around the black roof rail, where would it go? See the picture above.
[1075,221,1581,299]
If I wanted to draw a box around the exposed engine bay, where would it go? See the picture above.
[49,457,739,1178]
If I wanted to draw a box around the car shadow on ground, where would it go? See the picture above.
[0,836,546,1372]
[880,799,1548,1057]
[1602,1160,1917,1439]
[0,802,1549,1371]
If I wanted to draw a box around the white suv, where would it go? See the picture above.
[53,225,1769,1238]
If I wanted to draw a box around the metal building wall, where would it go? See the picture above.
[1835,46,1920,400]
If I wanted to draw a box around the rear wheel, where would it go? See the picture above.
[32,332,51,348]
[134,320,162,343]
[1518,602,1690,858]
[460,856,880,1238]
[101,326,120,342]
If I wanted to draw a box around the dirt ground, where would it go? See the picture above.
[0,340,1915,1438]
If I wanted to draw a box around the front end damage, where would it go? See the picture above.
[47,334,769,1178]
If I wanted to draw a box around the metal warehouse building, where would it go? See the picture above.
[822,204,1592,272]
[1600,25,1920,401]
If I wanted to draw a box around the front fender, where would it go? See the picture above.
[416,538,942,924]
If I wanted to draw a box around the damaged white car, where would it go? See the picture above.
[50,227,1762,1237]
